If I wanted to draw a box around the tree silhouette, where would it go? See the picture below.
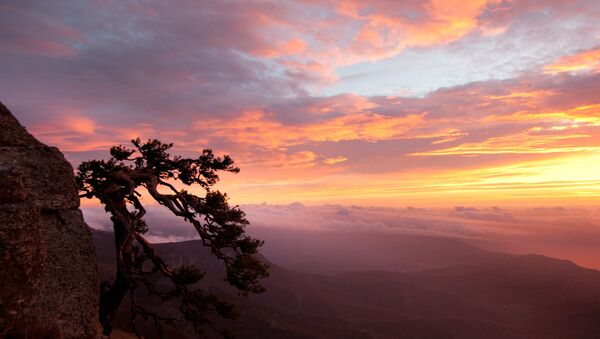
[77,138,268,337]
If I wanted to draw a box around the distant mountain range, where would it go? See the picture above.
[249,228,508,274]
[92,228,600,338]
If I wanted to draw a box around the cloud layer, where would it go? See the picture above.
[83,202,600,269]
[2,0,600,206]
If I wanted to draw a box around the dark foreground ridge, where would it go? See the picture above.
[93,228,600,339]
[0,101,100,337]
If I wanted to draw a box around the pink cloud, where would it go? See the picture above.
[3,1,599,276]
[544,46,600,74]
[0,3,82,57]
[2,0,600,207]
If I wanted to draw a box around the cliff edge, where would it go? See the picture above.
[0,101,100,337]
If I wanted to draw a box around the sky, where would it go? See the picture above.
[2,0,600,208]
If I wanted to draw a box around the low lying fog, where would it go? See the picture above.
[84,203,600,270]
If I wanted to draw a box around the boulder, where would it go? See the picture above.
[0,101,100,338]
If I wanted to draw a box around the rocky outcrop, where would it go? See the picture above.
[0,101,100,337]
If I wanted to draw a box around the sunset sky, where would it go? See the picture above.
[1,0,600,209]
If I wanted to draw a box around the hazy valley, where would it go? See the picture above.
[93,228,600,338]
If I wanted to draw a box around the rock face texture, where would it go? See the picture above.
[0,101,100,337]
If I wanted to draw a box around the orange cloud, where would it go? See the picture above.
[5,0,600,212]
[412,101,600,157]
[485,89,556,101]
[410,132,598,156]
[486,104,600,127]
[195,109,439,149]
[67,116,96,135]
[323,156,348,165]
[283,151,318,168]
[253,38,307,58]
[216,149,600,208]
[333,0,495,61]
[30,110,157,153]
[543,47,600,74]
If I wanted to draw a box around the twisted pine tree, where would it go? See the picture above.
[77,138,268,337]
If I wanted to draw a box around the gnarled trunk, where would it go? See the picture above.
[99,204,134,335]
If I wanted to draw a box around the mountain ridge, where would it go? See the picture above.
[91,228,600,338]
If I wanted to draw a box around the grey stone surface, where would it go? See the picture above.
[0,101,100,338]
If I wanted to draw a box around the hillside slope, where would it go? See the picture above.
[92,229,600,339]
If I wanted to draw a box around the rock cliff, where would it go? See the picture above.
[0,101,100,337]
